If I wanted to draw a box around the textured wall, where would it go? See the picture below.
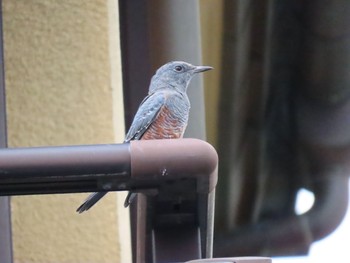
[3,0,128,262]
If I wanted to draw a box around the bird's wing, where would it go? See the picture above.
[124,92,166,142]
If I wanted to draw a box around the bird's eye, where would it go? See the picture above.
[174,65,183,72]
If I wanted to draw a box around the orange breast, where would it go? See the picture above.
[141,106,185,140]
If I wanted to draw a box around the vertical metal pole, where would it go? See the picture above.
[118,0,152,128]
[119,1,209,261]
[147,1,209,260]
[147,0,207,140]
[118,2,152,262]
[0,0,13,262]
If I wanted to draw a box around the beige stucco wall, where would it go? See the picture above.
[3,0,129,262]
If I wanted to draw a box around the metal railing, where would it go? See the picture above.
[0,138,221,263]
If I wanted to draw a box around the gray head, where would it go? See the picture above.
[149,61,213,94]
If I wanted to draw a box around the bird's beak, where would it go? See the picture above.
[193,65,213,73]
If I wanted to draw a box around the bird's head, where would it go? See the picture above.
[149,61,213,93]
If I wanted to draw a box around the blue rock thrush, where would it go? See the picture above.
[77,61,212,213]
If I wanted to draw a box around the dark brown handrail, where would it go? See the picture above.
[0,138,218,263]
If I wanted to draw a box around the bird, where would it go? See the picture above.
[76,61,213,213]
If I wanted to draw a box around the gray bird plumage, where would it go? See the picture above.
[77,61,212,213]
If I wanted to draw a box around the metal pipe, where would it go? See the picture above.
[0,139,218,262]
[130,139,218,194]
[118,0,152,128]
[118,3,210,261]
[147,0,207,140]
[186,257,271,263]
[0,139,217,196]
[128,139,218,263]
[214,174,348,257]
[0,143,131,195]
[0,0,13,260]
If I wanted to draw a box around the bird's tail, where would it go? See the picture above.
[76,192,107,213]
[124,192,137,207]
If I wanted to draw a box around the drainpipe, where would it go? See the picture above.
[0,0,13,261]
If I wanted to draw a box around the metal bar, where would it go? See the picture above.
[0,0,13,260]
[0,139,218,263]
[0,139,217,196]
[118,0,152,128]
[119,2,211,261]
[0,143,131,195]
[118,2,152,261]
[145,2,209,261]
[129,139,218,262]
[185,257,271,263]
[147,0,207,140]
[153,226,201,262]
[214,175,348,257]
